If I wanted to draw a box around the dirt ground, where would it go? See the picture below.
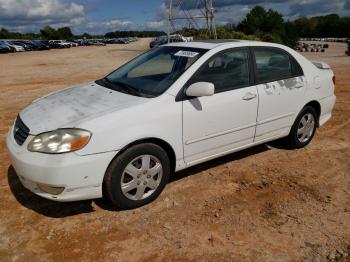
[0,38,349,261]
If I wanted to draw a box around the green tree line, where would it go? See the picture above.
[293,14,350,38]
[0,26,165,40]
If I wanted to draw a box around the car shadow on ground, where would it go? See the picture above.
[7,166,95,218]
[169,144,270,183]
[7,144,272,217]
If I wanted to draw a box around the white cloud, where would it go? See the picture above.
[0,0,85,24]
[288,0,347,16]
[0,0,136,34]
[145,21,165,30]
[84,19,134,34]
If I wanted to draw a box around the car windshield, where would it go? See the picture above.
[97,46,207,98]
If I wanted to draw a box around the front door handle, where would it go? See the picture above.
[242,92,257,101]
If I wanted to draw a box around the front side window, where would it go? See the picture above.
[254,48,295,83]
[189,48,250,93]
[99,46,207,97]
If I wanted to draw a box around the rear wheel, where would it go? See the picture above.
[283,106,317,149]
[104,143,170,209]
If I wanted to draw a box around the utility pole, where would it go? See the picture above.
[206,0,217,39]
[168,0,173,43]
[167,0,217,41]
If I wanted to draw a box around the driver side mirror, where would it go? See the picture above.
[186,82,215,97]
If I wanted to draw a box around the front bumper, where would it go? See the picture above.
[6,126,117,202]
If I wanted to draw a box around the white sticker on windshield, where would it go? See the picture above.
[174,50,199,58]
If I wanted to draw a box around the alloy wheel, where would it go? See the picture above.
[297,113,315,143]
[120,155,163,200]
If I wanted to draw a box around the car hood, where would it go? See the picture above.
[20,82,148,135]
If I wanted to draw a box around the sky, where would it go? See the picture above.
[0,0,349,34]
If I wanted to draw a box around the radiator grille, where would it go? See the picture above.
[13,116,30,145]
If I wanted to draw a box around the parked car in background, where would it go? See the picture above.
[66,41,78,47]
[0,42,12,53]
[87,40,106,46]
[49,40,71,48]
[129,37,138,42]
[0,41,15,52]
[104,37,139,44]
[39,40,51,49]
[48,40,65,49]
[7,40,336,209]
[1,36,136,54]
[74,39,88,46]
[297,42,325,53]
[3,41,25,52]
[62,40,72,48]
[31,40,50,50]
[105,39,115,44]
[20,40,37,50]
[11,41,33,51]
[149,36,168,48]
[118,38,131,44]
[150,34,188,48]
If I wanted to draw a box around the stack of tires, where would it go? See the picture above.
[346,41,350,56]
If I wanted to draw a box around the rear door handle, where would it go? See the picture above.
[295,84,304,89]
[242,92,257,101]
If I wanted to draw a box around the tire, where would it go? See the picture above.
[103,143,171,209]
[283,106,318,149]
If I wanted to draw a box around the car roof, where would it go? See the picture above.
[165,39,285,50]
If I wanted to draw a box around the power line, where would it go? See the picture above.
[167,0,217,41]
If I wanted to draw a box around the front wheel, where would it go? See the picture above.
[283,106,317,149]
[103,143,170,209]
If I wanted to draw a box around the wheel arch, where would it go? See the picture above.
[304,100,321,126]
[109,137,177,173]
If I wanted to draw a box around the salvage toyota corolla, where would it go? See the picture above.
[7,40,336,209]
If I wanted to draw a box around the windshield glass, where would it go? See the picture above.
[97,46,207,97]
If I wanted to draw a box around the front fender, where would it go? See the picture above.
[75,93,183,164]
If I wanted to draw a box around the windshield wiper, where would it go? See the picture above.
[112,80,142,96]
[102,77,146,97]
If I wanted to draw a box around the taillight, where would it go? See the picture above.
[332,75,336,85]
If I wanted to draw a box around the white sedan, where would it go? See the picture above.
[6,40,336,209]
[9,44,25,52]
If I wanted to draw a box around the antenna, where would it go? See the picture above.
[167,0,217,42]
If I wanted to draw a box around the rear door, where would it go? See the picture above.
[182,48,259,165]
[252,47,306,142]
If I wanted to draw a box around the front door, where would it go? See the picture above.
[182,48,258,165]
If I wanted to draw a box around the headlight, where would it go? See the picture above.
[27,129,91,154]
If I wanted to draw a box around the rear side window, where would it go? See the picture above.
[254,48,301,83]
[189,48,250,93]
